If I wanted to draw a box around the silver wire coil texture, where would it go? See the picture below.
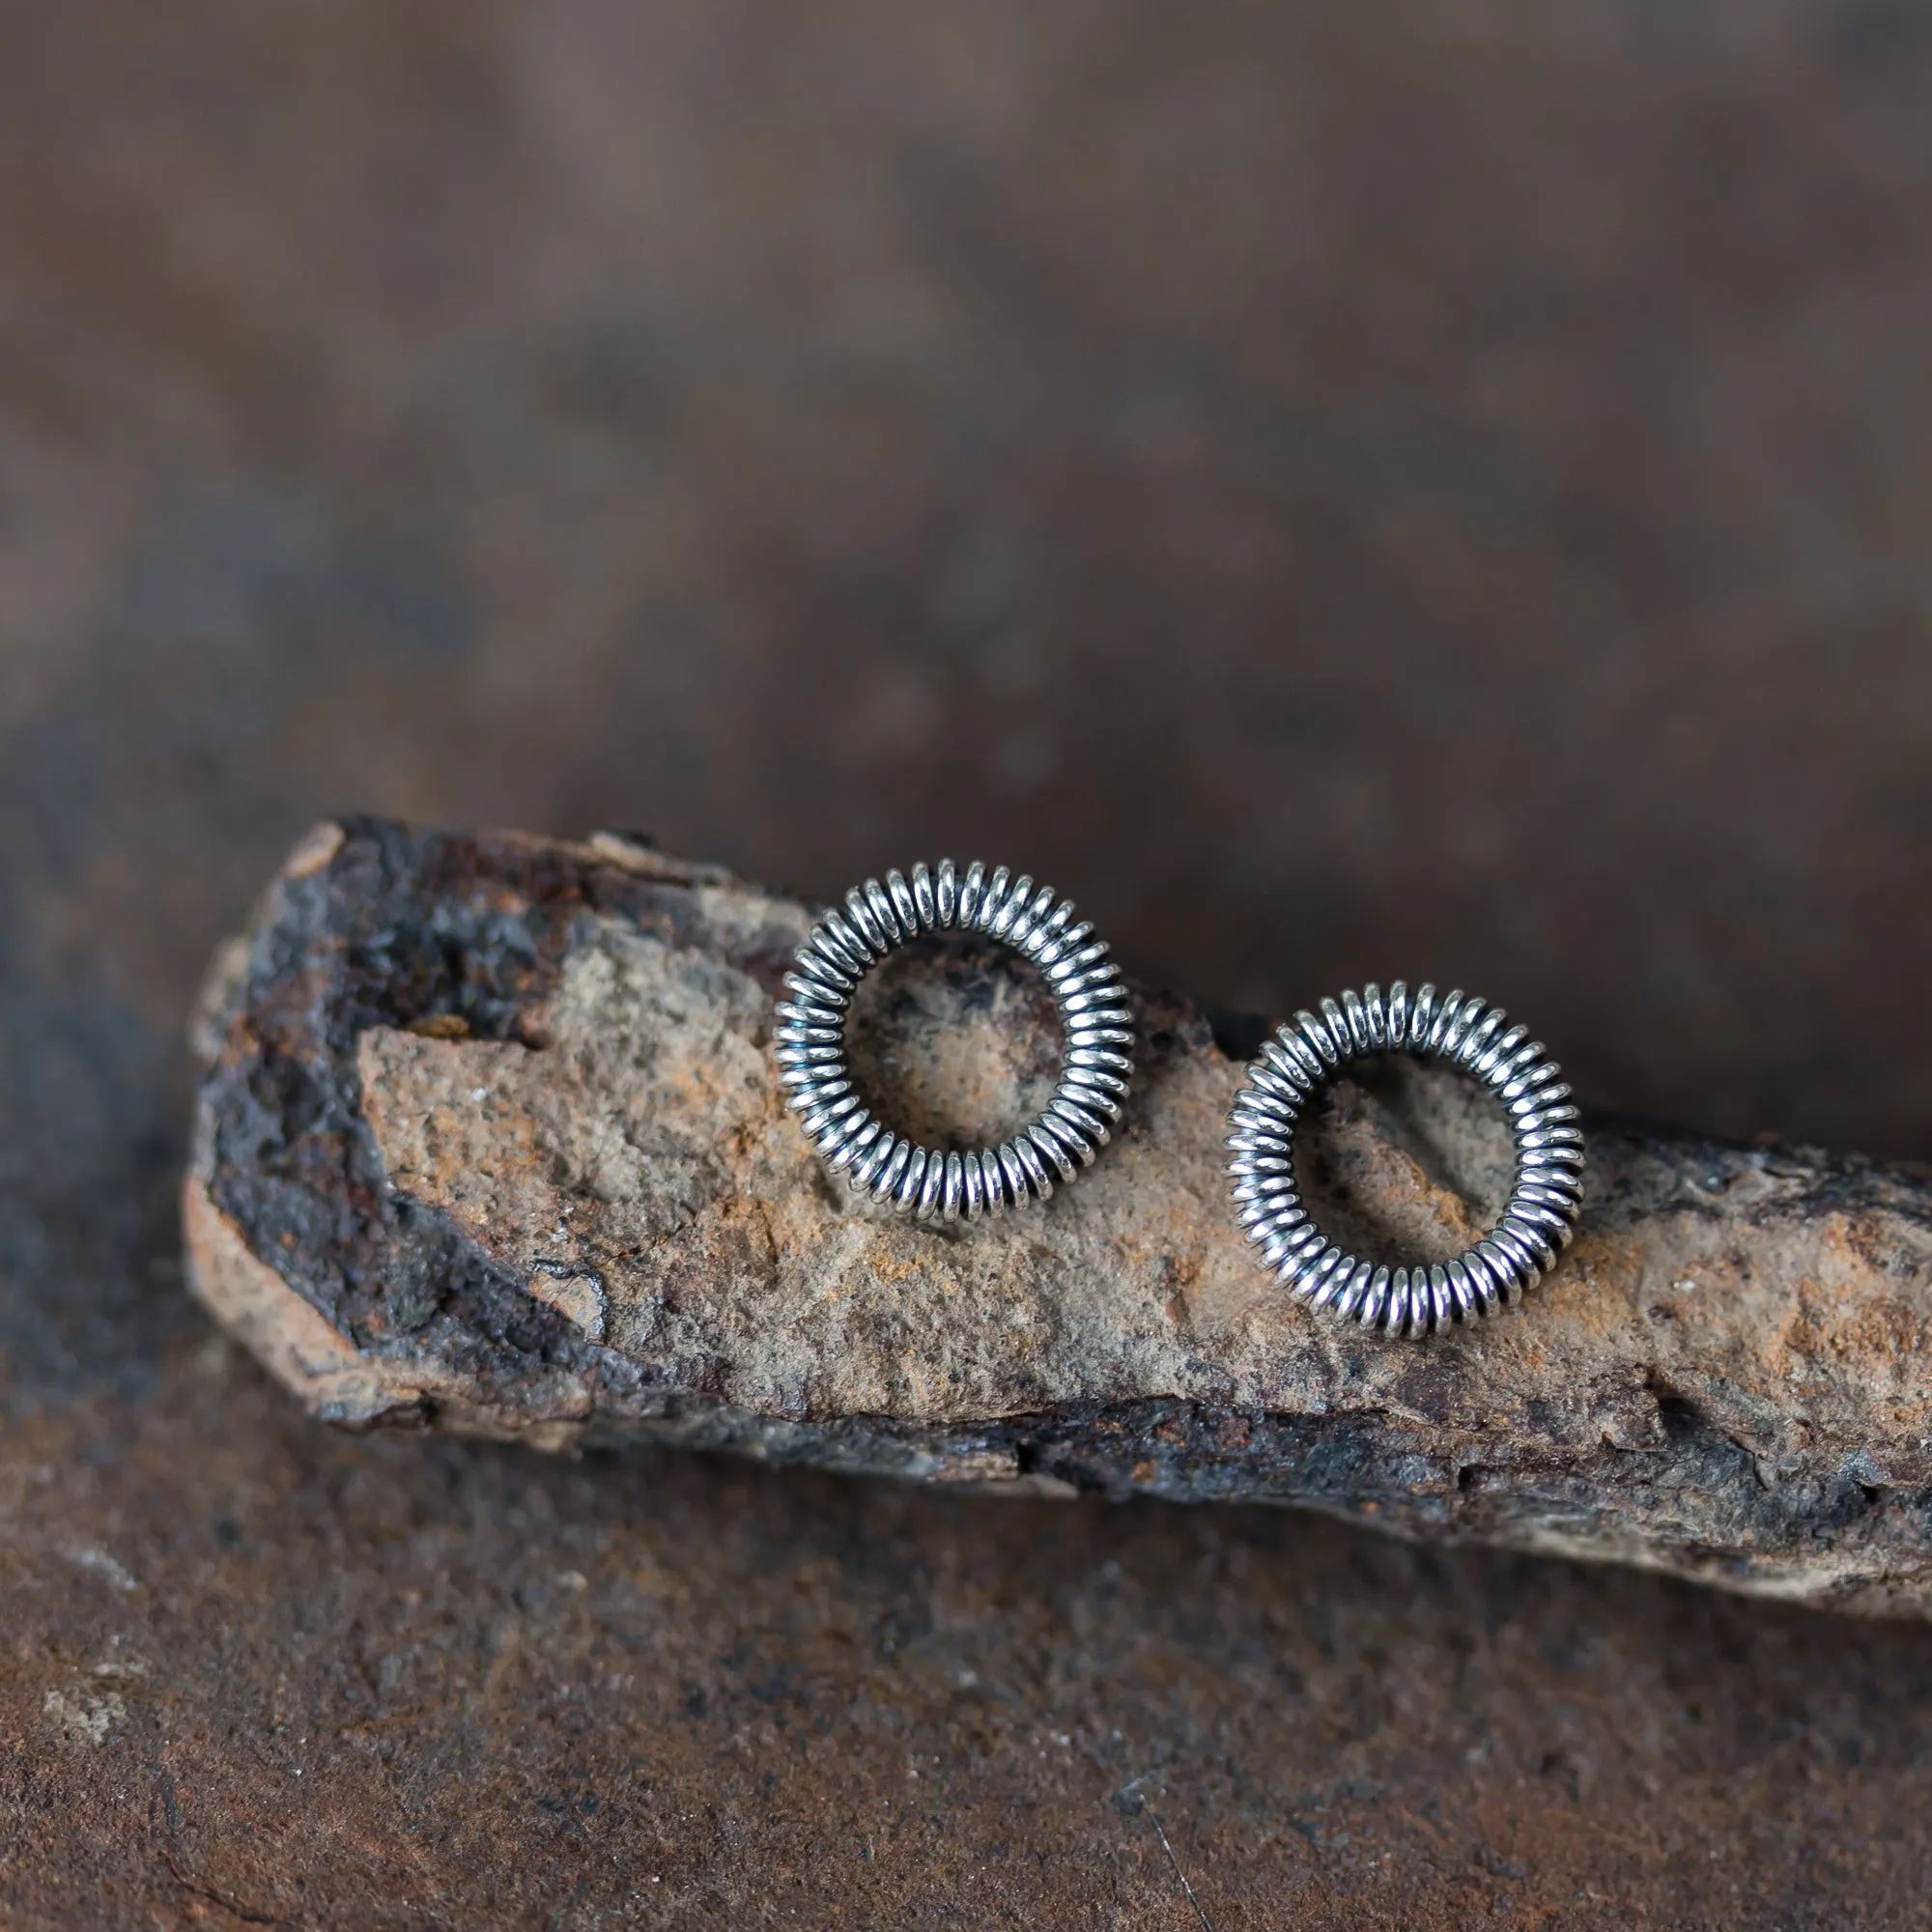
[775,862,1134,1221]
[1227,983,1583,1337]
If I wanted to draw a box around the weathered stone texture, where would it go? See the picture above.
[189,820,1932,1616]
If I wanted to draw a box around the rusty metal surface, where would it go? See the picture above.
[2,0,1931,1921]
[10,1356,1932,1928]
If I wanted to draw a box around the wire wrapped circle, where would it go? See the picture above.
[775,862,1133,1221]
[1226,983,1583,1337]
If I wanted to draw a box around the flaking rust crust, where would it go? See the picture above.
[188,820,1932,1614]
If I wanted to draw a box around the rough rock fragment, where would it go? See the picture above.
[186,819,1932,1614]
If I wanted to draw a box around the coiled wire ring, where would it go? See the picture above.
[1227,983,1583,1337]
[775,862,1133,1221]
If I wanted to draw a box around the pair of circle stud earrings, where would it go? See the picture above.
[775,861,1584,1341]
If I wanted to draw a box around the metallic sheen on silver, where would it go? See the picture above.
[1226,983,1583,1337]
[775,862,1133,1220]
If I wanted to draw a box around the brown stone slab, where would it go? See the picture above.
[187,820,1932,1617]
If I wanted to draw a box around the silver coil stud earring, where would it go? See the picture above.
[775,862,1133,1221]
[1226,983,1583,1336]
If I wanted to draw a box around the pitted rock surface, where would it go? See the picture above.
[188,819,1932,1614]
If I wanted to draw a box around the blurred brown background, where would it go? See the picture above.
[3,2,1931,1925]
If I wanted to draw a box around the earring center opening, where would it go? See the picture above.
[1293,1053,1518,1270]
[841,931,1063,1152]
